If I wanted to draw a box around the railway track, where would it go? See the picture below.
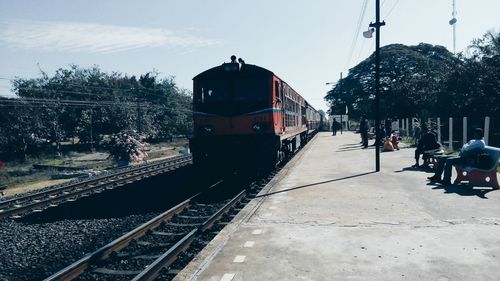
[44,180,252,281]
[0,155,192,220]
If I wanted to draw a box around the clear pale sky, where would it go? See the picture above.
[0,0,499,111]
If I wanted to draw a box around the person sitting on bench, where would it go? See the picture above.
[427,128,485,185]
[412,126,441,168]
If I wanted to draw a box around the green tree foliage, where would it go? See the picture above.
[441,31,500,117]
[325,43,458,119]
[0,65,192,159]
[325,31,500,119]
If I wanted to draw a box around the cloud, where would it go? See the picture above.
[0,20,220,54]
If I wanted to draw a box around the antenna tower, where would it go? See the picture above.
[449,0,457,53]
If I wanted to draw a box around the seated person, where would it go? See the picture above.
[428,128,486,185]
[391,133,400,150]
[412,126,441,168]
[382,137,394,152]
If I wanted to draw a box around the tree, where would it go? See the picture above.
[325,43,458,119]
[1,65,193,160]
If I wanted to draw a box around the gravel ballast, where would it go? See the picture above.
[0,213,159,281]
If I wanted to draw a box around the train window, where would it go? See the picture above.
[234,78,267,103]
[198,80,229,104]
[275,81,279,102]
[195,77,269,116]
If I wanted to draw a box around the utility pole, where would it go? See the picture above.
[90,108,94,152]
[369,0,385,172]
[339,72,343,135]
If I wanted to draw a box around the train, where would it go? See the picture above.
[189,56,321,172]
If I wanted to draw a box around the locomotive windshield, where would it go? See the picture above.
[195,77,268,116]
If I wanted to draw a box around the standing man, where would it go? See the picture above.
[360,115,369,148]
[332,118,338,136]
[385,119,392,138]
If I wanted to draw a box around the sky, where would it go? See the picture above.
[0,0,499,112]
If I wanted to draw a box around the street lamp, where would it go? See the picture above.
[365,0,385,172]
[325,72,345,134]
[363,28,374,39]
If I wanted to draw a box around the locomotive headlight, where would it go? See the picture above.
[251,122,267,131]
[200,125,214,134]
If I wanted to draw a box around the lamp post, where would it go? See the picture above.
[326,72,344,134]
[366,0,385,172]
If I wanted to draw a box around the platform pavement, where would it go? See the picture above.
[175,132,500,281]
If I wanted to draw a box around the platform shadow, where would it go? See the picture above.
[394,166,435,173]
[427,182,495,199]
[338,145,363,150]
[336,146,374,152]
[255,171,377,198]
[340,143,364,147]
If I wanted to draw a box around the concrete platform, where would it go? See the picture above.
[176,132,500,281]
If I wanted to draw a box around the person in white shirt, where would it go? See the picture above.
[428,128,485,185]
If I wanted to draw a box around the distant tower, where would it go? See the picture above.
[449,0,457,54]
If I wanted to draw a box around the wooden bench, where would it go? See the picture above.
[422,148,444,168]
[453,146,500,189]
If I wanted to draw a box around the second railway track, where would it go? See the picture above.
[44,178,255,281]
[0,155,192,220]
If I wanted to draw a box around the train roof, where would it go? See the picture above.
[193,61,318,114]
[193,63,273,80]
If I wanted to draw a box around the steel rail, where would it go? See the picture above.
[44,193,197,281]
[0,155,191,207]
[0,155,192,219]
[132,189,247,281]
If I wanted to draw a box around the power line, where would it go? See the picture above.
[0,97,156,109]
[345,0,369,70]
[0,76,183,100]
[13,86,169,101]
[384,0,401,19]
[0,97,194,114]
[351,0,393,68]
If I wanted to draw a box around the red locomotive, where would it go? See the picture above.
[190,56,321,171]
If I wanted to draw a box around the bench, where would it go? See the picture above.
[453,146,500,189]
[422,148,444,168]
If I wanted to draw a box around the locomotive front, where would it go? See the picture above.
[190,58,280,171]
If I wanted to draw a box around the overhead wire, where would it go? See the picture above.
[353,0,395,68]
[384,0,401,20]
[0,76,184,100]
[0,97,154,108]
[0,97,194,113]
[344,0,369,70]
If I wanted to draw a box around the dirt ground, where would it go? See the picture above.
[0,139,188,198]
[3,179,71,197]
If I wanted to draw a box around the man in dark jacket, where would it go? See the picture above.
[360,116,369,148]
[412,126,441,167]
[331,118,338,136]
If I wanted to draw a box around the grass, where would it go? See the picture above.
[41,159,66,166]
[0,139,189,192]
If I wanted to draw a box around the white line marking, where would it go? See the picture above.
[244,241,255,247]
[252,229,263,235]
[263,213,272,217]
[269,206,277,210]
[233,255,246,263]
[220,273,235,281]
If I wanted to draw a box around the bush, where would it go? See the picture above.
[101,132,149,163]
